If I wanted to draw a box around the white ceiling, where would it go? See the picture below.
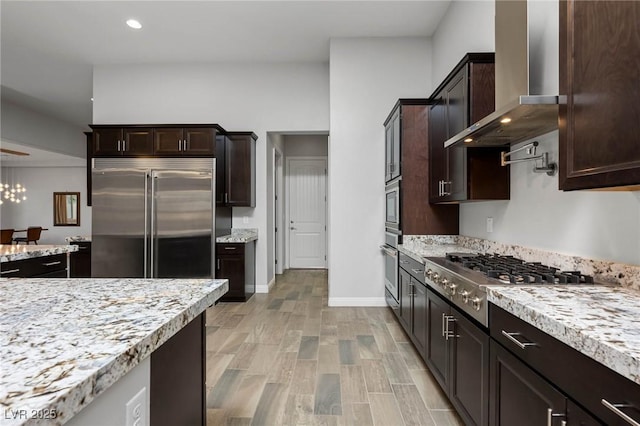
[1,0,450,164]
[0,140,85,167]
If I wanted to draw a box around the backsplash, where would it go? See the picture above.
[403,235,640,290]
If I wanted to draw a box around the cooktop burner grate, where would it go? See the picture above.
[446,253,594,285]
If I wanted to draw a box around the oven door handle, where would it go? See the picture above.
[380,245,397,257]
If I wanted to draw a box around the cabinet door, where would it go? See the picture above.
[445,68,468,201]
[93,128,123,156]
[183,127,215,156]
[412,280,428,355]
[429,99,448,202]
[449,313,490,426]
[385,120,394,182]
[566,400,601,426]
[70,243,92,278]
[490,341,566,426]
[216,254,245,300]
[426,290,450,391]
[559,0,640,190]
[154,128,184,155]
[398,268,412,333]
[225,134,256,207]
[391,111,401,181]
[122,128,153,156]
[215,135,227,206]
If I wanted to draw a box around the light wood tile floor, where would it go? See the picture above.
[205,269,463,426]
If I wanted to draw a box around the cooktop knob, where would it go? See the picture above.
[426,269,433,278]
[448,282,458,295]
[471,296,482,311]
[440,278,449,288]
[459,290,470,304]
[432,272,440,282]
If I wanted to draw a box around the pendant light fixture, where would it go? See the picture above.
[0,168,27,205]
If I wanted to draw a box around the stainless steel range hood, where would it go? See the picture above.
[445,0,559,148]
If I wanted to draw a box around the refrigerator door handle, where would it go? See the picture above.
[144,172,149,278]
[150,172,156,278]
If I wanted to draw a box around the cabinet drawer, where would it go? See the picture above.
[490,304,640,424]
[399,252,424,283]
[216,243,245,255]
[1,254,67,278]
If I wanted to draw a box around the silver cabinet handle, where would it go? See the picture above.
[380,246,397,258]
[178,139,182,151]
[442,312,446,337]
[444,315,458,340]
[602,399,640,426]
[438,180,443,196]
[399,260,410,264]
[443,181,452,196]
[43,261,62,267]
[216,259,221,270]
[224,247,237,250]
[117,140,121,151]
[411,268,423,275]
[123,139,127,152]
[183,139,188,151]
[225,193,229,203]
[501,330,538,350]
[547,408,566,426]
[1,269,20,275]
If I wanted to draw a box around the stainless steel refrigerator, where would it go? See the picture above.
[92,158,218,278]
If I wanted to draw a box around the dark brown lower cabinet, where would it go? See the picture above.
[1,253,68,278]
[151,312,205,426]
[398,268,412,332]
[70,242,91,277]
[490,340,600,426]
[216,241,255,302]
[424,289,489,426]
[490,340,567,426]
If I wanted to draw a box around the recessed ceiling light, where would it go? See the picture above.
[126,19,142,30]
[500,117,512,124]
[90,97,94,102]
[464,138,473,143]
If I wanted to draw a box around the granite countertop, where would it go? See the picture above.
[216,228,258,243]
[64,236,91,243]
[398,242,475,264]
[0,245,78,263]
[0,277,228,425]
[486,285,640,386]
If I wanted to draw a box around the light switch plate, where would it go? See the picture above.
[486,217,494,233]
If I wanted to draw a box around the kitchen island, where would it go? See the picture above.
[0,277,228,425]
[0,244,78,263]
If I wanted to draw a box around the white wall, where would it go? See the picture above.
[431,1,495,89]
[1,98,87,158]
[433,0,640,266]
[0,167,91,244]
[329,37,431,305]
[283,134,328,157]
[93,63,330,288]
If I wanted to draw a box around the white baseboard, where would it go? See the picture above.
[328,297,387,307]
[256,277,276,293]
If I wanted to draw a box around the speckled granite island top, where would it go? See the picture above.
[0,278,228,425]
[0,245,78,263]
[216,228,258,243]
[486,285,640,386]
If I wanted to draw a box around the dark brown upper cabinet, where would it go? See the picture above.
[429,53,510,203]
[384,108,401,182]
[218,132,257,207]
[92,127,153,157]
[559,0,640,191]
[384,99,459,235]
[154,127,215,156]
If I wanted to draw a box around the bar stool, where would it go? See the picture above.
[14,227,42,245]
[1,229,14,244]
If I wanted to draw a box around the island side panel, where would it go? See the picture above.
[150,312,205,426]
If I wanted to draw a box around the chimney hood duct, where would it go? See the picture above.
[445,0,559,148]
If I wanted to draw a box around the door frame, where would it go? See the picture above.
[285,156,328,269]
[275,149,284,275]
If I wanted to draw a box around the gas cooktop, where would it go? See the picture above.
[423,252,603,327]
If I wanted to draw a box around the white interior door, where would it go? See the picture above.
[288,158,327,269]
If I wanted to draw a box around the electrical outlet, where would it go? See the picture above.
[486,217,494,233]
[126,387,147,426]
